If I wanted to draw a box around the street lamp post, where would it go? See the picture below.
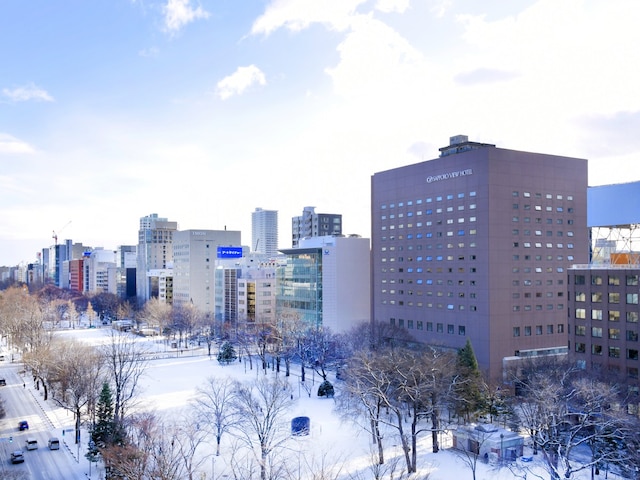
[500,433,504,464]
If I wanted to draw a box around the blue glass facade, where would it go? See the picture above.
[276,248,323,329]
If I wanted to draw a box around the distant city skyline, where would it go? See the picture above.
[2,1,640,265]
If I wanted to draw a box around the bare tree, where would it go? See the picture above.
[142,297,171,339]
[298,327,345,382]
[192,376,236,455]
[479,378,515,428]
[230,376,296,480]
[116,301,133,324]
[344,320,417,354]
[0,286,48,354]
[48,338,103,444]
[102,329,150,436]
[235,325,255,371]
[102,411,208,480]
[273,314,303,377]
[253,322,276,373]
[88,292,122,323]
[393,347,458,469]
[515,362,636,479]
[339,345,458,474]
[226,438,263,480]
[295,449,346,480]
[198,313,217,357]
[66,299,78,328]
[165,414,209,480]
[42,298,66,329]
[23,340,55,400]
[102,411,159,480]
[169,304,200,349]
[336,348,388,466]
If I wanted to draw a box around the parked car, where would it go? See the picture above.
[10,450,24,464]
[18,420,29,431]
[0,378,6,386]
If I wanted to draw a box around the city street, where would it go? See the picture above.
[0,361,90,479]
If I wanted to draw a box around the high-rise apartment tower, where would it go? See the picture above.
[291,206,342,247]
[251,208,279,257]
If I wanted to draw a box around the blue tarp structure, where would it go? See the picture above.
[291,416,310,436]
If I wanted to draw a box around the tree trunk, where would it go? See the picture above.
[411,409,419,473]
[38,376,48,400]
[431,407,440,453]
[260,449,268,480]
[373,418,384,465]
[75,407,82,444]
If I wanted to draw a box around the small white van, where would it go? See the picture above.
[25,438,38,450]
[48,437,60,450]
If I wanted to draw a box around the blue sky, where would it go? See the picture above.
[2,0,639,266]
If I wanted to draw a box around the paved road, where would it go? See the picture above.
[0,362,86,480]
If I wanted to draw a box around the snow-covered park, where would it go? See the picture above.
[21,327,632,480]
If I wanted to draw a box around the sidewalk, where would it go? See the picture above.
[25,377,102,478]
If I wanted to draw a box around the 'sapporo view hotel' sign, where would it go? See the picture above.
[426,168,473,183]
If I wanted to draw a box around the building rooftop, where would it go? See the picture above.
[438,134,496,157]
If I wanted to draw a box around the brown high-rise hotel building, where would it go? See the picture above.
[371,135,588,379]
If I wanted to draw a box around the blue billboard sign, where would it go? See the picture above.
[217,246,243,258]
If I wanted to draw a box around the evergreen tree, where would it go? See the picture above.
[317,380,335,398]
[217,341,237,365]
[93,382,116,447]
[455,339,484,422]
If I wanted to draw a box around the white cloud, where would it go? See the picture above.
[2,83,54,102]
[429,0,452,18]
[325,15,427,99]
[375,0,410,14]
[251,0,365,36]
[216,65,267,100]
[0,133,36,154]
[454,67,519,85]
[138,46,160,58]
[449,0,640,152]
[163,0,209,34]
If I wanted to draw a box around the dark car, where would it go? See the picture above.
[18,420,28,431]
[10,450,24,464]
[0,378,6,386]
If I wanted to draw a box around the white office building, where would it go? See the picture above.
[277,235,370,333]
[83,248,117,294]
[137,214,178,304]
[172,229,242,314]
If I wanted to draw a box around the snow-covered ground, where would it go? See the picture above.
[26,327,631,479]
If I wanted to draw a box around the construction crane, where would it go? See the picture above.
[52,221,72,246]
